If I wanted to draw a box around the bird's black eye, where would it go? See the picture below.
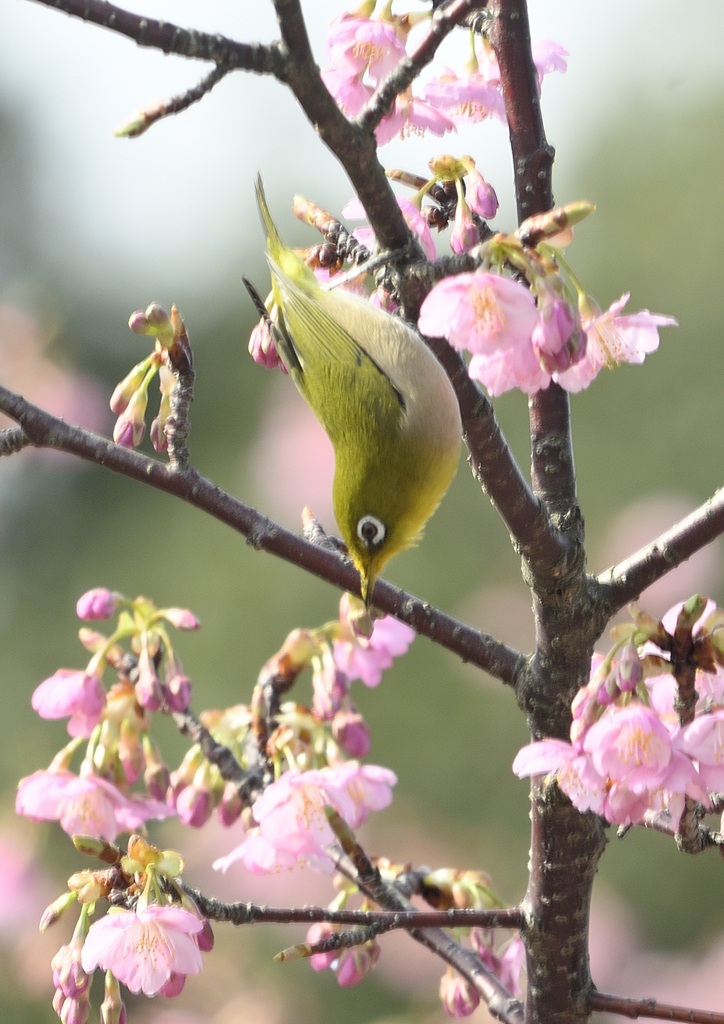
[357,514,386,549]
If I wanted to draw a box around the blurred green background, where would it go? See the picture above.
[1,3,724,1023]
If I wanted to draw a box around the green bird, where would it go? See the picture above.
[246,177,461,605]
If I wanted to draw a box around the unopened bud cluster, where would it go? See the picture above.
[111,303,191,451]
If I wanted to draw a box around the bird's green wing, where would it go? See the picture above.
[271,261,405,434]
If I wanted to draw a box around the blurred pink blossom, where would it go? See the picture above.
[16,769,173,841]
[31,667,105,738]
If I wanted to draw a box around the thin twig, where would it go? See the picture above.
[116,64,230,138]
[28,0,281,71]
[0,384,525,685]
[172,708,264,803]
[590,991,724,1024]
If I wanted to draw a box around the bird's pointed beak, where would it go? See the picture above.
[360,565,377,609]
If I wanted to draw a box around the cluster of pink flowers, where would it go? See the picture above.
[514,599,724,830]
[43,835,213,1021]
[214,760,396,874]
[16,588,199,841]
[418,262,677,396]
[322,4,566,144]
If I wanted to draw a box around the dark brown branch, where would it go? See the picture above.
[28,0,282,71]
[590,991,724,1024]
[596,487,724,613]
[180,886,524,932]
[117,64,230,138]
[0,425,31,455]
[357,0,486,134]
[0,384,525,685]
[488,0,555,224]
[270,0,414,258]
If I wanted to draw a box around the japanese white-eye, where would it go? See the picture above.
[246,177,462,605]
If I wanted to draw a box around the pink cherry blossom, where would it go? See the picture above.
[554,294,677,392]
[512,738,605,815]
[423,67,506,125]
[325,14,406,85]
[214,763,396,875]
[16,770,173,841]
[81,906,204,996]
[31,668,105,738]
[532,40,569,86]
[374,89,456,145]
[583,704,672,789]
[334,614,415,688]
[469,340,551,397]
[76,588,117,620]
[418,271,539,356]
[679,710,724,791]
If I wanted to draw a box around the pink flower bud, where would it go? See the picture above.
[249,317,285,370]
[110,361,149,415]
[52,943,91,999]
[164,672,192,713]
[615,641,643,693]
[218,780,243,827]
[466,166,498,220]
[129,302,173,343]
[175,785,213,828]
[76,588,117,621]
[332,710,371,758]
[450,197,479,254]
[307,923,338,970]
[336,941,380,987]
[163,607,201,630]
[135,648,163,710]
[439,967,480,1016]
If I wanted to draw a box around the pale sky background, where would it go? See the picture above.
[0,1,722,300]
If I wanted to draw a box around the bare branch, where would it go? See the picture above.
[356,0,487,134]
[116,64,230,138]
[590,991,724,1024]
[28,0,282,71]
[180,886,524,932]
[0,384,525,685]
[596,487,724,613]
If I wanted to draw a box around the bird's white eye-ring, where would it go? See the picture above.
[357,515,386,549]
